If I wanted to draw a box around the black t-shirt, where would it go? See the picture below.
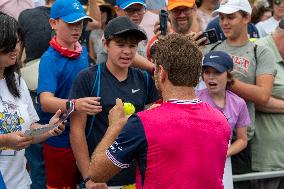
[18,6,52,63]
[69,63,159,186]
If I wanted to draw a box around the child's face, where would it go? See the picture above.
[104,39,138,69]
[202,67,228,95]
[51,19,83,45]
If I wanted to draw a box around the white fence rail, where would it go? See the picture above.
[233,171,284,182]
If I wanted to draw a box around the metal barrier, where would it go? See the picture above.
[233,171,284,182]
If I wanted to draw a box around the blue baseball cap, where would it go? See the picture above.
[202,51,234,72]
[50,0,93,23]
[116,0,146,9]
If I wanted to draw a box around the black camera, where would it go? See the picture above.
[159,10,168,36]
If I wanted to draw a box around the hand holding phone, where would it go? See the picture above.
[196,29,219,45]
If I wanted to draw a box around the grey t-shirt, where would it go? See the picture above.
[204,40,276,140]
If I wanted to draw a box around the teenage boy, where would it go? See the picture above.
[204,0,276,188]
[37,0,98,188]
[69,16,159,189]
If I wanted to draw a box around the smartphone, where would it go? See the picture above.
[59,100,75,124]
[197,29,219,45]
[159,10,168,35]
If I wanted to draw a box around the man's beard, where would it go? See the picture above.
[172,18,192,34]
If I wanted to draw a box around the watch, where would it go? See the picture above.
[83,176,91,184]
[66,99,76,111]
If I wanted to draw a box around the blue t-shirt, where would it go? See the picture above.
[69,63,159,186]
[37,46,89,148]
[0,172,6,189]
[206,16,259,41]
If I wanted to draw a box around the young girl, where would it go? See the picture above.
[197,51,250,189]
[0,12,65,189]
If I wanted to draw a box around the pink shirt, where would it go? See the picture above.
[107,99,230,189]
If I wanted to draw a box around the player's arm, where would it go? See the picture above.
[88,125,122,182]
[256,96,284,113]
[88,99,128,182]
[229,74,274,106]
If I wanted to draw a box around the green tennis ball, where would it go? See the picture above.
[123,102,135,115]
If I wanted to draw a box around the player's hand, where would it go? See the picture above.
[85,180,107,189]
[76,97,102,115]
[108,99,130,131]
[4,131,33,150]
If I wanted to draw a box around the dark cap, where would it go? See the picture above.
[104,16,147,40]
[202,51,233,72]
[279,18,284,29]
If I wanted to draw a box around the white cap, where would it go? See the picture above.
[212,0,252,16]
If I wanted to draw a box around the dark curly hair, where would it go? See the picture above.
[154,34,203,87]
[0,12,23,98]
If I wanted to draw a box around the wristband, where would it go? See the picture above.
[72,99,77,111]
[83,176,91,184]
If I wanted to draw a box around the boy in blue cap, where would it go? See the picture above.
[37,0,99,188]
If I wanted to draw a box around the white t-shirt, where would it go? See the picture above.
[256,16,279,37]
[0,75,39,189]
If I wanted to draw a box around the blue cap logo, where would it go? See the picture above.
[73,3,80,10]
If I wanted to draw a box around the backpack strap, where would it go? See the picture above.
[209,41,223,52]
[144,71,149,106]
[253,43,258,65]
[86,64,101,139]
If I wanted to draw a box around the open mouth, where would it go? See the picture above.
[120,57,131,63]
[208,82,217,87]
[72,34,80,38]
